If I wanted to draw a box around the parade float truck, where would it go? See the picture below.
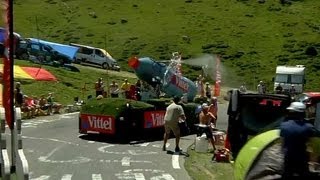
[79,54,207,139]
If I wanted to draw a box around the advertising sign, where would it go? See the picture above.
[80,114,115,134]
[144,111,166,128]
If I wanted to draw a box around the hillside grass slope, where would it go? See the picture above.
[9,0,320,91]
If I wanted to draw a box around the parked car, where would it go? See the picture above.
[22,39,73,65]
[15,40,29,60]
[70,43,120,71]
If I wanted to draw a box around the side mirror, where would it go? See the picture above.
[272,77,275,82]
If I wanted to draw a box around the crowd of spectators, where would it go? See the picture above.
[14,82,62,119]
[94,78,161,101]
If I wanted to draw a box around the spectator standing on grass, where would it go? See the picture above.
[205,82,211,99]
[198,103,216,158]
[289,85,296,96]
[109,81,119,98]
[257,81,266,94]
[162,96,186,152]
[239,83,247,93]
[276,84,283,94]
[14,82,24,107]
[95,78,105,97]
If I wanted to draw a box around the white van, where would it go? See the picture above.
[70,43,120,71]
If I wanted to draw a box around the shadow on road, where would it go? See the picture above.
[78,129,195,145]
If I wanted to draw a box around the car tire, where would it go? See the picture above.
[102,63,109,69]
[20,53,30,60]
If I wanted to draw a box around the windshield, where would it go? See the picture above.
[275,74,288,83]
[275,74,304,84]
[291,75,303,83]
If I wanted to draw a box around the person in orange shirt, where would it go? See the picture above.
[208,97,218,126]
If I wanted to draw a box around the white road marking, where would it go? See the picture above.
[150,174,175,180]
[98,145,158,155]
[121,157,131,166]
[152,143,170,148]
[99,159,152,164]
[38,146,91,164]
[134,173,146,180]
[30,175,50,180]
[123,169,165,173]
[92,174,102,180]
[172,153,180,169]
[88,141,95,144]
[61,174,73,180]
[139,143,149,147]
[22,135,83,146]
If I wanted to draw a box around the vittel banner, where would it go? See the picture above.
[80,114,115,134]
[144,111,166,128]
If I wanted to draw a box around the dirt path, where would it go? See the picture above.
[74,64,137,78]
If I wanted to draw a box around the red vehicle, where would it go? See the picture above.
[295,92,320,123]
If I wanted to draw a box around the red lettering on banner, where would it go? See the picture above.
[80,114,115,134]
[144,111,166,128]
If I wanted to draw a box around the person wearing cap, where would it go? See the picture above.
[280,102,320,178]
[198,103,216,158]
[163,96,186,152]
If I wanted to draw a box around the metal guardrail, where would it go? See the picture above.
[0,107,10,179]
[0,107,29,179]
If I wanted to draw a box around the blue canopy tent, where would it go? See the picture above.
[27,38,79,60]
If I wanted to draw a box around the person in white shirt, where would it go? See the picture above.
[109,81,119,98]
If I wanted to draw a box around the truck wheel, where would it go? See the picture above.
[102,63,109,69]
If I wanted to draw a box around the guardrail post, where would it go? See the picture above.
[14,107,29,180]
[0,107,11,179]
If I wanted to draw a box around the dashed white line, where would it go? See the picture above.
[92,174,102,180]
[121,157,131,166]
[172,153,180,169]
[134,173,146,180]
[88,141,95,144]
[30,175,50,180]
[61,174,73,180]
[151,174,175,180]
[139,143,150,147]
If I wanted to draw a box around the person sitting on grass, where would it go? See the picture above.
[39,94,52,115]
[23,95,36,118]
[47,93,62,114]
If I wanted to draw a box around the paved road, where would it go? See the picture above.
[5,102,229,180]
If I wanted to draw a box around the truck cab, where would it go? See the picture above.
[273,65,306,94]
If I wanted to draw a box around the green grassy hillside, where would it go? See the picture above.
[9,0,320,91]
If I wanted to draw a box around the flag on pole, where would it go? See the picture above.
[214,55,221,97]
[3,0,14,129]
